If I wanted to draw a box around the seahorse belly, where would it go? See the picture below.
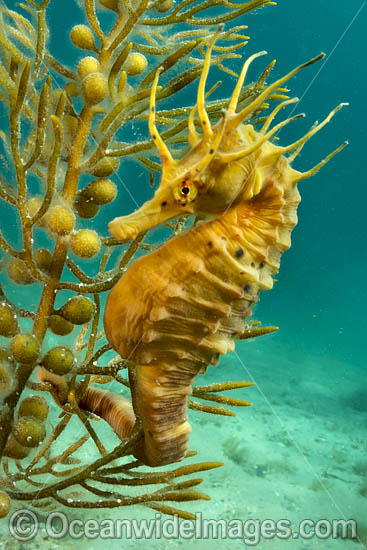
[103,231,255,463]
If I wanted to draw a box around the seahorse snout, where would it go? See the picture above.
[109,190,192,241]
[108,216,140,242]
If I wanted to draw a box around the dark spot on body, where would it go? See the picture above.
[207,241,213,248]
[235,248,244,258]
[161,201,167,207]
[209,148,214,154]
[244,284,250,292]
[251,262,255,267]
[152,135,156,140]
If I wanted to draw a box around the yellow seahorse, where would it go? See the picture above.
[79,29,347,466]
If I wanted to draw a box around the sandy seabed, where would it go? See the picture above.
[1,336,366,550]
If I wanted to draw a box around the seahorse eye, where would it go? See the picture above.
[173,181,198,204]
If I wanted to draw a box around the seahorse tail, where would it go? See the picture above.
[77,386,135,440]
[37,368,137,450]
[37,357,196,467]
[132,362,201,466]
[37,368,69,406]
[74,362,198,467]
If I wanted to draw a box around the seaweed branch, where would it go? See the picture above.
[0,0,278,518]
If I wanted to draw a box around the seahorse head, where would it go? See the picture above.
[109,120,255,242]
[109,29,347,243]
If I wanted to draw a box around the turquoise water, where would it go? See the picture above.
[0,0,366,548]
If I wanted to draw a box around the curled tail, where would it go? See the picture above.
[77,386,135,441]
[75,361,201,467]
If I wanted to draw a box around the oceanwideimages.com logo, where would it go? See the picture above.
[8,510,358,545]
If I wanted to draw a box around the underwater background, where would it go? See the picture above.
[0,0,366,548]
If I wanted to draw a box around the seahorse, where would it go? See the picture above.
[79,29,347,467]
